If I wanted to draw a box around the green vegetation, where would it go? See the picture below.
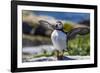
[63,22,90,56]
[63,22,74,32]
[33,53,53,58]
[67,34,90,56]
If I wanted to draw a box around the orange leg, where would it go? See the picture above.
[54,50,64,60]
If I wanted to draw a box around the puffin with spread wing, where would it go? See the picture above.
[39,20,89,60]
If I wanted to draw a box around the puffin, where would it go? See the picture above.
[51,21,68,60]
[39,20,68,60]
[39,20,89,60]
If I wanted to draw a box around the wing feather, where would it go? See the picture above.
[39,20,54,30]
[67,27,90,40]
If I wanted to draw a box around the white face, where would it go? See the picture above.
[55,21,63,29]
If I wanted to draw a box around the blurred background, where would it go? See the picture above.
[22,10,90,62]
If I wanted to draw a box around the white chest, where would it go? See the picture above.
[51,30,67,40]
[51,30,67,50]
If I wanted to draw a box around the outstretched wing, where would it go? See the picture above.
[67,27,90,40]
[39,20,55,30]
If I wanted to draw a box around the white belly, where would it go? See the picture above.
[51,30,67,51]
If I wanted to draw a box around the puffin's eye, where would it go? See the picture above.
[58,23,62,25]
